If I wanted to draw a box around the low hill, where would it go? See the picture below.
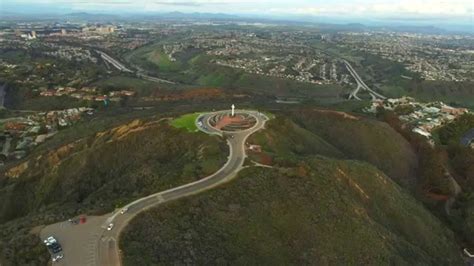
[289,109,418,189]
[0,118,227,265]
[121,157,463,265]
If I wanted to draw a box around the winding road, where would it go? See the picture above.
[40,110,268,266]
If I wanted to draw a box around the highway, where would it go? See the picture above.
[136,72,175,84]
[96,50,175,84]
[343,59,386,100]
[40,110,268,266]
[96,51,133,73]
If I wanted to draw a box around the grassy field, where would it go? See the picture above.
[146,50,181,72]
[170,112,202,132]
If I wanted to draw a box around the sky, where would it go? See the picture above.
[1,0,473,27]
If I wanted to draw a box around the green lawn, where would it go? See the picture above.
[261,111,276,120]
[170,112,202,132]
[146,51,181,72]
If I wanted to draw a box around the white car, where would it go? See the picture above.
[107,223,114,231]
[120,208,128,214]
[44,236,57,244]
[52,254,64,262]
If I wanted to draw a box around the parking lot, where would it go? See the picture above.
[40,216,108,265]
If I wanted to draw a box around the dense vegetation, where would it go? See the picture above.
[288,109,418,190]
[121,110,465,264]
[378,109,474,250]
[121,157,463,265]
[438,114,474,248]
[0,118,227,265]
[438,113,474,146]
[247,117,344,165]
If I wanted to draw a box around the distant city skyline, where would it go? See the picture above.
[1,0,473,30]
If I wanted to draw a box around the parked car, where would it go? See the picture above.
[44,236,57,245]
[52,254,64,262]
[49,243,63,254]
[107,223,114,231]
[44,236,62,254]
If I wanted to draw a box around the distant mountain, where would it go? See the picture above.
[1,9,470,34]
[143,11,240,20]
[64,12,119,20]
[383,25,447,34]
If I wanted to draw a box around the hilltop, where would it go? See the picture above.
[120,110,463,264]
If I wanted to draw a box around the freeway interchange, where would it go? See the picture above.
[343,59,386,100]
[96,50,175,84]
[40,110,268,266]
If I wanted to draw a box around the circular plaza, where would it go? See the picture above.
[206,111,257,132]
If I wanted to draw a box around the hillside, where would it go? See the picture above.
[247,117,345,162]
[0,118,227,265]
[124,43,343,100]
[121,157,463,265]
[288,109,418,189]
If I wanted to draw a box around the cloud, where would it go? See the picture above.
[267,0,473,19]
[154,1,202,6]
[153,0,228,7]
[3,0,473,20]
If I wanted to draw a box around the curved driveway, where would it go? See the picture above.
[40,110,268,266]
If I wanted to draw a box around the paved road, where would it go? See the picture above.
[96,51,133,73]
[344,60,386,100]
[96,50,175,84]
[40,110,268,266]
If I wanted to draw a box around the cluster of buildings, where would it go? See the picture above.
[366,97,469,139]
[0,107,94,164]
[158,30,351,85]
[214,55,346,84]
[0,60,17,69]
[39,87,136,102]
[14,25,116,40]
[81,26,116,34]
[336,32,473,82]
[162,44,187,62]
[43,45,98,63]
